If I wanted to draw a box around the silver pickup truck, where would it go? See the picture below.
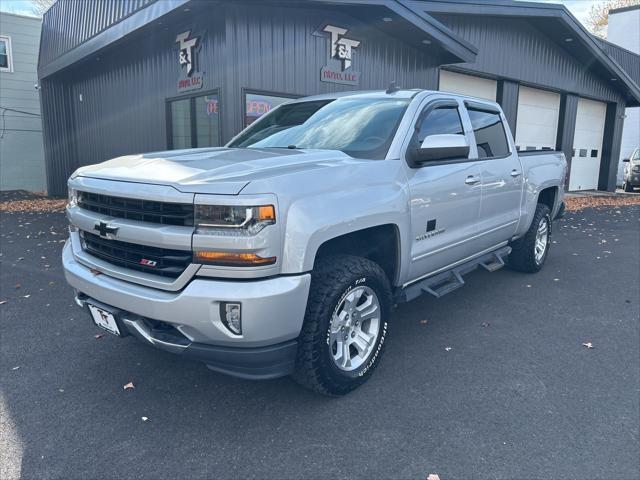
[63,89,566,395]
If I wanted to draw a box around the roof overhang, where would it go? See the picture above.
[409,0,640,107]
[303,0,478,64]
[38,0,477,80]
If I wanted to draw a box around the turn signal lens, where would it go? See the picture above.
[257,205,275,221]
[193,251,276,267]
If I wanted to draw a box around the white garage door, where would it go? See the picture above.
[515,86,560,151]
[569,98,607,191]
[439,70,497,101]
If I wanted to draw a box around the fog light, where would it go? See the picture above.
[220,302,242,335]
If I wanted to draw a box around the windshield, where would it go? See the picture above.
[227,98,410,160]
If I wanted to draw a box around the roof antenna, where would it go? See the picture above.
[386,81,400,94]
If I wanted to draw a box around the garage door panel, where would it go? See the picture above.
[439,70,497,101]
[569,98,607,191]
[515,86,560,151]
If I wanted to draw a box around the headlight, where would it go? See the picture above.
[194,204,275,236]
[67,187,78,208]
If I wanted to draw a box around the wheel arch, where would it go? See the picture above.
[313,224,402,286]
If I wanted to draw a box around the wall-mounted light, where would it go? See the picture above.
[382,17,393,22]
[611,78,618,82]
[422,39,432,45]
[564,37,574,42]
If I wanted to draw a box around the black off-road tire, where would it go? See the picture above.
[292,255,392,396]
[623,181,634,192]
[508,203,551,273]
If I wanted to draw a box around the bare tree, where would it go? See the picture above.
[586,0,640,37]
[32,0,56,15]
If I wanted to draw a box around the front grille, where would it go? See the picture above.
[80,231,191,278]
[78,191,193,226]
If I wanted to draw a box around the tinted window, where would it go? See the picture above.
[229,98,410,160]
[417,106,464,143]
[633,149,640,161]
[467,108,509,158]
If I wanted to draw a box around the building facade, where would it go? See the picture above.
[605,4,640,185]
[38,0,640,196]
[0,12,45,192]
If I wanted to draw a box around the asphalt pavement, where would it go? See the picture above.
[1,205,639,480]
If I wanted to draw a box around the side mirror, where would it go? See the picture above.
[623,158,630,163]
[408,134,470,167]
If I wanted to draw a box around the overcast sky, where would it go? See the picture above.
[0,0,598,28]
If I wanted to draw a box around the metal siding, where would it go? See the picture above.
[595,39,640,87]
[222,4,440,138]
[599,101,626,191]
[437,14,625,104]
[496,79,519,133]
[39,0,157,69]
[556,93,579,185]
[41,3,441,194]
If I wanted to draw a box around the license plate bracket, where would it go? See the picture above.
[87,303,122,336]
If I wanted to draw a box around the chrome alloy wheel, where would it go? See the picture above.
[534,216,549,264]
[329,286,381,372]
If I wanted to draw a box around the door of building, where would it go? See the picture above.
[167,91,221,149]
[569,98,607,191]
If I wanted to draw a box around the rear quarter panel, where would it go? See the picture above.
[517,152,567,236]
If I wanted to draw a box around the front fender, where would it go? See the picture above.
[279,183,411,276]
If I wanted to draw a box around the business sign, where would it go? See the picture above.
[320,24,361,86]
[176,30,204,93]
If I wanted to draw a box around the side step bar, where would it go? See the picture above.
[398,246,511,302]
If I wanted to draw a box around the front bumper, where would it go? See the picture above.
[63,241,311,379]
[626,174,640,186]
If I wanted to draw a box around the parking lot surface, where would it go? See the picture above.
[1,204,639,480]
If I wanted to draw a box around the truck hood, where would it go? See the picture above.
[74,147,355,195]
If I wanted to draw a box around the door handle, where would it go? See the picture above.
[465,175,480,185]
[510,169,522,177]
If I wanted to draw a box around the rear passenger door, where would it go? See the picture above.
[405,97,482,281]
[463,103,523,250]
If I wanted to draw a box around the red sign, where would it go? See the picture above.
[177,74,203,93]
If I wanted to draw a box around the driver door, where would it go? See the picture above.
[405,97,482,281]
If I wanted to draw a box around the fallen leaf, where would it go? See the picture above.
[22,295,31,298]
[90,268,102,276]
[11,366,20,371]
[582,342,594,349]
[94,334,104,340]
[427,474,441,480]
[0,300,7,305]
[58,389,64,393]
[445,347,452,352]
[15,284,21,289]
[123,381,135,390]
[481,322,490,328]
[420,319,428,325]
[141,416,149,422]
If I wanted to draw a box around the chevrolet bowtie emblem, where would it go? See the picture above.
[94,221,119,237]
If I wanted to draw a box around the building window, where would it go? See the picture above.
[0,36,14,72]
[466,108,509,159]
[244,91,298,127]
[167,91,220,149]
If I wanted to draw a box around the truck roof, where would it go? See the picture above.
[287,89,501,108]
